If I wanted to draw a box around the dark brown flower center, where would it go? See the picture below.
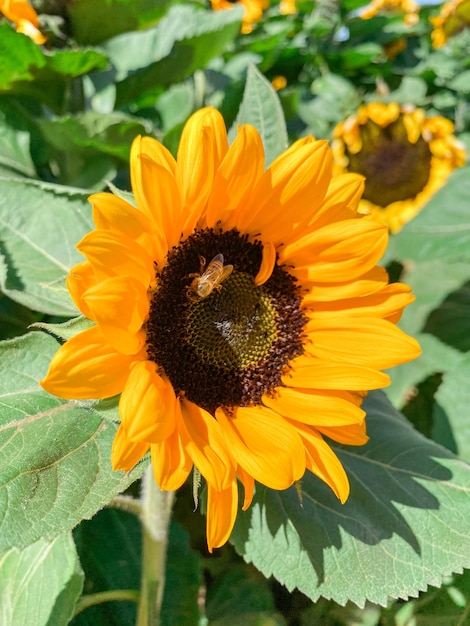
[145,228,306,414]
[346,117,432,207]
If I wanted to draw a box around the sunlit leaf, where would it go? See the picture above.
[0,332,146,552]
[102,4,243,107]
[0,533,83,626]
[231,392,470,607]
[233,64,288,166]
[0,177,92,315]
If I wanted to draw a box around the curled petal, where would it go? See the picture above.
[255,241,276,286]
[237,466,255,510]
[206,481,239,553]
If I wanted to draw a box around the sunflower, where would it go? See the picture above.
[430,0,470,48]
[0,0,46,44]
[210,0,269,33]
[41,107,421,551]
[279,0,297,15]
[360,0,420,26]
[332,102,467,233]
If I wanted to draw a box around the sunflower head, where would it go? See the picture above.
[41,106,421,551]
[430,0,470,48]
[360,0,420,26]
[332,102,467,232]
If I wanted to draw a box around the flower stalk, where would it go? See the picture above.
[136,467,175,626]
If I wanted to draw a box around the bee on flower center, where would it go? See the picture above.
[187,254,233,302]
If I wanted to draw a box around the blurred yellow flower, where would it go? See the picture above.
[360,0,420,26]
[431,0,470,47]
[332,102,467,233]
[210,0,269,33]
[41,107,421,552]
[271,75,287,90]
[279,0,297,14]
[0,0,46,44]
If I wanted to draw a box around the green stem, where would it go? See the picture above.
[74,590,140,616]
[136,466,175,626]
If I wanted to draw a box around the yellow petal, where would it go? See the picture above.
[317,421,369,446]
[289,420,350,503]
[215,405,306,490]
[283,355,390,390]
[206,481,238,552]
[302,266,389,304]
[243,141,333,243]
[262,387,365,426]
[254,241,276,286]
[304,316,422,369]
[176,108,229,235]
[206,123,265,229]
[77,230,154,287]
[308,282,414,319]
[119,361,177,443]
[179,400,235,491]
[150,425,193,491]
[40,325,140,399]
[137,155,183,249]
[112,423,150,471]
[237,466,255,510]
[280,219,388,283]
[90,192,150,237]
[82,275,149,355]
[66,261,97,318]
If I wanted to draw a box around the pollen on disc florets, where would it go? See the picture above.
[145,228,307,415]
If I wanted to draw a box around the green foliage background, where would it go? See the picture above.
[0,0,470,624]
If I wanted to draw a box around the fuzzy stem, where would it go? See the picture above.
[136,466,175,626]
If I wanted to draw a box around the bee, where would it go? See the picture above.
[187,254,233,302]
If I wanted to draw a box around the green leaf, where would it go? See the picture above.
[205,564,284,626]
[72,509,141,626]
[0,176,92,315]
[396,260,470,337]
[0,332,147,552]
[231,391,470,607]
[0,99,36,177]
[387,333,464,408]
[103,4,243,107]
[422,279,470,352]
[160,523,202,626]
[37,112,150,161]
[0,292,40,340]
[388,167,470,263]
[68,0,174,45]
[0,25,108,112]
[232,64,288,167]
[0,533,84,626]
[434,355,470,464]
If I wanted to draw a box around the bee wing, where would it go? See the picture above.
[220,264,233,281]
